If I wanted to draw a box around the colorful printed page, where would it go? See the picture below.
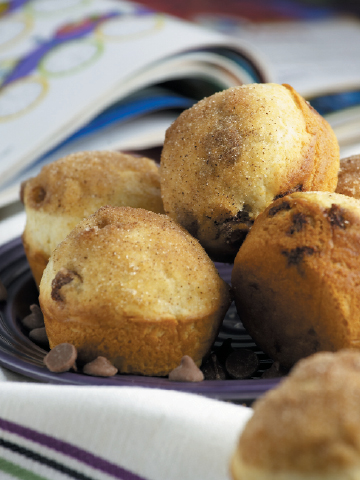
[0,86,192,207]
[0,0,268,192]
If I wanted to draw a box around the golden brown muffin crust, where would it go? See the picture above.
[336,154,360,199]
[283,84,340,192]
[160,83,339,262]
[231,191,360,369]
[23,150,164,217]
[233,350,360,477]
[39,206,231,376]
[22,150,164,284]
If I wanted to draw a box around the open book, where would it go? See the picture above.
[0,0,270,207]
[1,0,360,210]
[221,16,360,160]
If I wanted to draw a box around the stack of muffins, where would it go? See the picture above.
[21,83,360,382]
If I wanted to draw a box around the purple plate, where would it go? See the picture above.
[0,237,281,402]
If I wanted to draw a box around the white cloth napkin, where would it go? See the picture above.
[0,369,252,480]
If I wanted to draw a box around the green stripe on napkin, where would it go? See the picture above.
[0,456,48,480]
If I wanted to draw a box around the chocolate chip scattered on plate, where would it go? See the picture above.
[22,304,45,330]
[43,343,77,373]
[169,355,204,382]
[225,349,259,379]
[83,356,118,377]
[29,327,49,348]
[201,352,226,380]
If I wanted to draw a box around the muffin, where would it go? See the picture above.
[232,349,360,480]
[160,83,340,262]
[231,191,360,369]
[336,154,360,199]
[39,206,231,376]
[21,150,164,285]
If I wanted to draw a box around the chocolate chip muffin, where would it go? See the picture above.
[336,154,360,199]
[232,349,360,480]
[39,206,231,376]
[160,83,340,262]
[21,150,164,285]
[231,191,360,369]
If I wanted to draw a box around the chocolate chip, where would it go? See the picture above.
[43,343,77,373]
[201,353,226,380]
[29,327,49,348]
[83,356,118,377]
[216,210,253,228]
[225,349,259,379]
[168,355,204,382]
[282,246,315,266]
[268,201,291,217]
[22,304,44,329]
[0,280,7,302]
[30,304,41,314]
[233,210,251,224]
[273,184,303,201]
[31,185,46,204]
[51,267,80,302]
[326,204,346,229]
[288,212,308,234]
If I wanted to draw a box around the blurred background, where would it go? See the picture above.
[134,0,360,22]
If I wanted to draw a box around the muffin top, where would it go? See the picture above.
[160,83,339,261]
[161,83,339,222]
[39,205,230,323]
[236,349,360,474]
[22,150,164,217]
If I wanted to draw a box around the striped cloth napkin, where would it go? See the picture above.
[0,376,252,480]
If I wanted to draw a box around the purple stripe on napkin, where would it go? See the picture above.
[0,417,146,480]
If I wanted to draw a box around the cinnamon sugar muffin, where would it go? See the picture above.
[336,154,360,199]
[160,83,340,262]
[231,191,360,369]
[231,349,360,480]
[39,206,231,376]
[21,151,164,285]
